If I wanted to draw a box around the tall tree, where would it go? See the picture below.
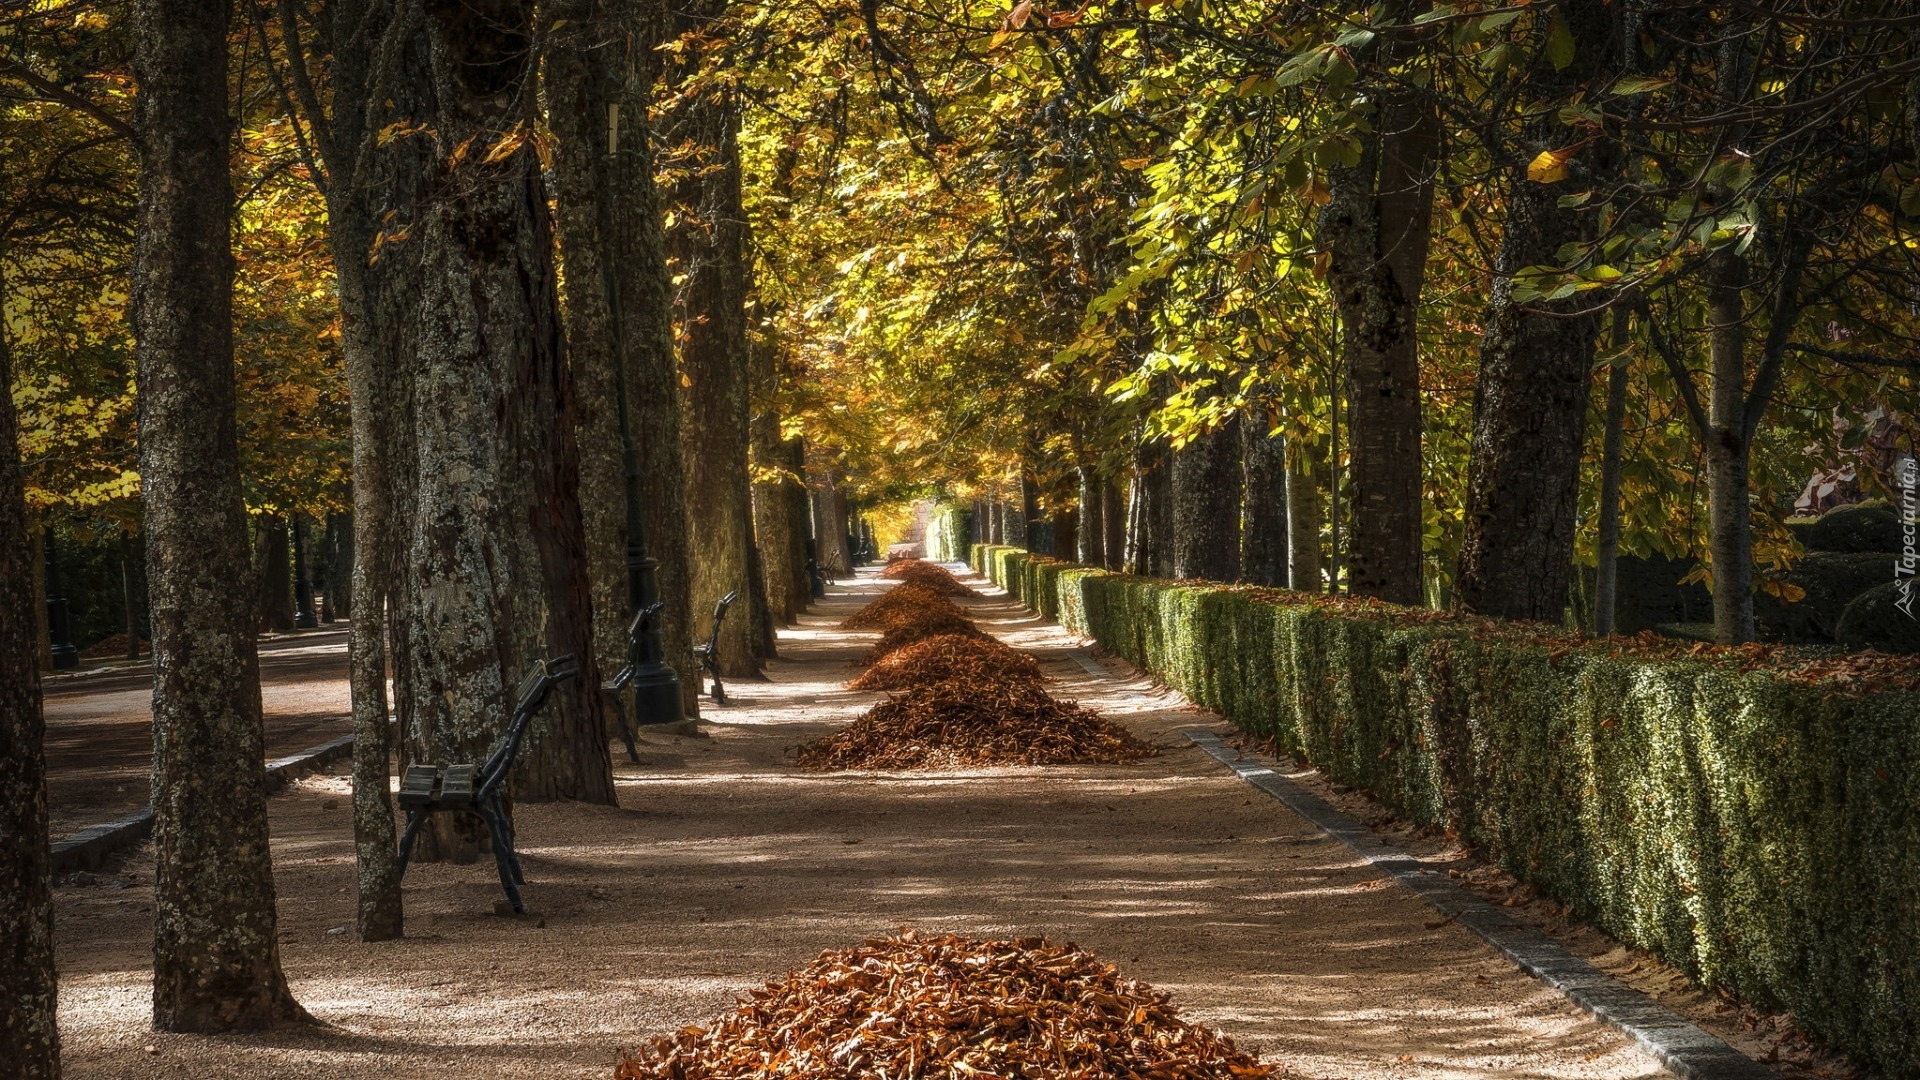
[1241,407,1288,587]
[1317,19,1435,606]
[666,11,775,676]
[1,268,58,1076]
[133,0,306,1030]
[393,0,612,828]
[1171,417,1241,581]
[1454,0,1621,622]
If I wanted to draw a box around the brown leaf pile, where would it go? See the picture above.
[797,678,1156,770]
[849,632,1045,691]
[613,931,1278,1080]
[880,558,978,597]
[840,581,968,632]
[865,613,992,663]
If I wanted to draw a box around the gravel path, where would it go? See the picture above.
[52,567,1670,1080]
[42,629,351,836]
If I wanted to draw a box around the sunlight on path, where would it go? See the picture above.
[51,566,1668,1080]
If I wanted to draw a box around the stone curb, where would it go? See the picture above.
[52,733,355,874]
[1187,727,1774,1080]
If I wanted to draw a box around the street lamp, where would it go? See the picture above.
[45,528,78,669]
[610,348,683,730]
[292,515,318,629]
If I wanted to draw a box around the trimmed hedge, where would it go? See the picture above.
[927,504,972,563]
[974,544,1920,1077]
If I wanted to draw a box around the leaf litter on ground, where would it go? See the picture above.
[613,930,1280,1080]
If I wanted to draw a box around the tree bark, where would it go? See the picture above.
[1454,0,1619,623]
[1241,408,1289,587]
[665,9,772,677]
[320,513,351,623]
[810,467,851,575]
[1287,436,1325,592]
[1,267,58,1077]
[1076,466,1104,566]
[304,0,422,941]
[396,0,612,840]
[1593,309,1630,635]
[1319,64,1434,605]
[748,343,806,627]
[254,515,293,633]
[1102,477,1125,570]
[133,0,307,1028]
[1171,416,1241,582]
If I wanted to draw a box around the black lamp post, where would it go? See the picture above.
[292,514,318,628]
[610,350,683,728]
[44,528,78,669]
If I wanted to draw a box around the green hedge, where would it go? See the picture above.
[973,544,1920,1077]
[927,504,972,562]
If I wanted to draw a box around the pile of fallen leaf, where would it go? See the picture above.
[880,558,977,596]
[839,581,968,632]
[850,631,1045,691]
[799,679,1155,770]
[614,931,1278,1080]
[801,566,1158,770]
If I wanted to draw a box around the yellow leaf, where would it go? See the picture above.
[1305,174,1331,206]
[1527,149,1571,184]
[482,123,528,164]
[1119,156,1151,169]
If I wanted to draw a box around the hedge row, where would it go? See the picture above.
[973,544,1920,1077]
[926,504,972,563]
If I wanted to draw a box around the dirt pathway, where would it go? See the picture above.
[42,629,351,836]
[52,568,1669,1080]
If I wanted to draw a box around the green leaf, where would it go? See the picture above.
[1609,74,1670,96]
[1546,10,1575,71]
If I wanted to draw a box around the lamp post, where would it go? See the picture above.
[611,342,683,728]
[44,527,78,669]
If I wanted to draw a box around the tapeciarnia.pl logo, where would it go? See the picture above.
[1898,454,1918,620]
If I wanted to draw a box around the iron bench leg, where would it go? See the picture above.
[396,808,429,876]
[477,798,525,912]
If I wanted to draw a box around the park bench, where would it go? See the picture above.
[604,601,665,761]
[396,654,578,915]
[693,590,738,704]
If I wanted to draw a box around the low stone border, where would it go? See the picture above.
[52,733,354,874]
[1187,727,1774,1080]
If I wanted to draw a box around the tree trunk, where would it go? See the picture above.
[1454,0,1618,623]
[254,515,293,633]
[746,342,803,631]
[1593,309,1630,636]
[1102,477,1125,570]
[1287,436,1325,592]
[1704,249,1756,644]
[1241,408,1289,587]
[810,468,851,575]
[0,268,59,1077]
[133,0,306,1028]
[320,513,351,622]
[397,0,612,841]
[1051,498,1077,562]
[1076,466,1104,566]
[546,7,631,679]
[1171,417,1241,582]
[667,82,770,678]
[301,0,422,941]
[121,533,142,658]
[1319,66,1434,605]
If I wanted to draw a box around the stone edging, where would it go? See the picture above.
[52,733,355,873]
